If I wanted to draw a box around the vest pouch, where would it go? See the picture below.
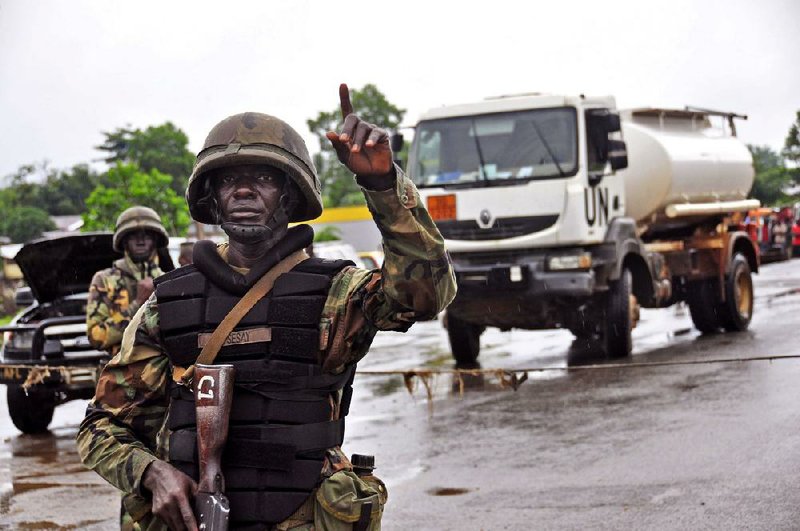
[314,470,386,530]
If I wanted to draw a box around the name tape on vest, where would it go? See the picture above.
[197,327,272,349]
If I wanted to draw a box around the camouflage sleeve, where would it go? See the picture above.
[77,295,168,496]
[358,167,457,330]
[86,270,140,351]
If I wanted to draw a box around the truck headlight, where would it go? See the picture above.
[547,254,592,271]
[6,330,34,350]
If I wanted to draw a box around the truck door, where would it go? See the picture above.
[559,108,627,244]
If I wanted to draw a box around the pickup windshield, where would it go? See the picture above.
[409,107,577,187]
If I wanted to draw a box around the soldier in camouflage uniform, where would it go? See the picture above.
[77,85,456,531]
[86,206,169,355]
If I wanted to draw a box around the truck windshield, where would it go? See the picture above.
[409,107,577,187]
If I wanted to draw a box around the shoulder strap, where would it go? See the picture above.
[174,249,308,385]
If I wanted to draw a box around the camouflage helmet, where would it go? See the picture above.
[186,112,323,224]
[113,206,169,252]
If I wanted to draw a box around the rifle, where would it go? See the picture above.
[194,363,235,531]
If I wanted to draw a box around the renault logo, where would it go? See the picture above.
[479,209,493,228]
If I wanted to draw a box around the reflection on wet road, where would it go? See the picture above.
[0,420,118,529]
[2,260,799,529]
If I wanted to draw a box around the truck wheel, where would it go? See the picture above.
[447,314,484,368]
[687,279,722,334]
[605,268,633,358]
[717,254,754,332]
[7,385,56,434]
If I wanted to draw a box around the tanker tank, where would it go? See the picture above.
[618,108,755,225]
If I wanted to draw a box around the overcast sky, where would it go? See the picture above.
[1,0,798,179]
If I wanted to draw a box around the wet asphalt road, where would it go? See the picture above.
[1,259,799,530]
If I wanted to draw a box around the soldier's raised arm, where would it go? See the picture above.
[326,84,456,331]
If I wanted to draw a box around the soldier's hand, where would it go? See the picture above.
[143,459,199,531]
[325,84,394,180]
[136,278,155,305]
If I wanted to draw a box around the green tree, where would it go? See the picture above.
[748,144,794,206]
[82,163,190,235]
[782,110,800,165]
[306,84,405,207]
[96,122,195,195]
[1,162,101,216]
[1,162,46,208]
[750,145,783,174]
[0,206,55,243]
[313,225,342,242]
[40,164,101,215]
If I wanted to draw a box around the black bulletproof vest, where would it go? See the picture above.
[155,256,355,528]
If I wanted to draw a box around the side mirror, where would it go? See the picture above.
[608,139,628,171]
[587,109,621,133]
[605,113,621,133]
[390,132,404,153]
[15,286,34,308]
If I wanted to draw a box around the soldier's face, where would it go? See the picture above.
[125,230,156,262]
[213,165,285,226]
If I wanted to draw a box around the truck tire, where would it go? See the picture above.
[717,254,754,332]
[447,314,484,368]
[7,385,56,434]
[687,279,721,334]
[605,268,633,358]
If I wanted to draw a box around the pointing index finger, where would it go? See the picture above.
[339,83,353,120]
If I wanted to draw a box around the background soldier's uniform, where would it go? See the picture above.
[77,170,456,530]
[86,255,164,355]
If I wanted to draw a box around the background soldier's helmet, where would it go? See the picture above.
[113,206,170,252]
[186,112,323,224]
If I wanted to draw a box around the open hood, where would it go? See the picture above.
[15,232,176,303]
[14,232,122,303]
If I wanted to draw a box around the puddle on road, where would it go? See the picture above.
[0,427,113,528]
[13,466,86,482]
[427,487,472,496]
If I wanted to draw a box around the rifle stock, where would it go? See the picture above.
[194,363,235,531]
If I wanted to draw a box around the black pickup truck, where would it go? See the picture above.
[0,233,173,433]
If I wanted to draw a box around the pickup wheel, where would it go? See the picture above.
[687,279,722,334]
[717,253,754,332]
[605,268,633,358]
[7,385,56,434]
[447,313,484,369]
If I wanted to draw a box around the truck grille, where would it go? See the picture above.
[437,215,559,241]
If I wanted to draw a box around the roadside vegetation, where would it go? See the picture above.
[0,94,796,243]
[0,84,406,244]
[748,111,800,207]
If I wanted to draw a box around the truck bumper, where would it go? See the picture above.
[455,261,595,298]
[449,251,608,329]
[0,363,100,389]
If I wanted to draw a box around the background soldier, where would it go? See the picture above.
[86,206,169,355]
[77,85,456,530]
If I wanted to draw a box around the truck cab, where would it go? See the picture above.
[404,94,757,367]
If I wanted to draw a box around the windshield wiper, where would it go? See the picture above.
[470,119,489,181]
[529,119,566,177]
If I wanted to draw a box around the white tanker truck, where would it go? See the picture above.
[393,94,759,366]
